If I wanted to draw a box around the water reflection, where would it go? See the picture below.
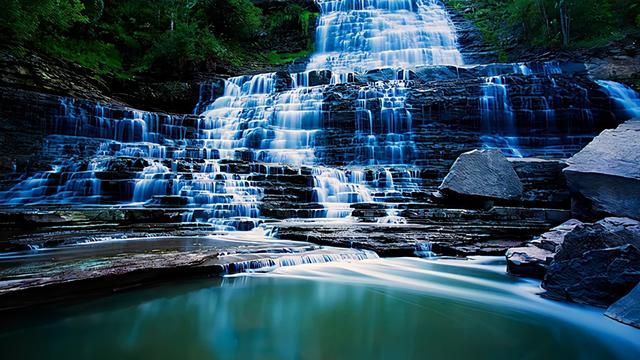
[1,258,638,359]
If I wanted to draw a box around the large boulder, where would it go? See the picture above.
[542,217,640,307]
[506,219,582,278]
[554,217,640,261]
[605,282,640,329]
[439,149,523,201]
[563,121,640,220]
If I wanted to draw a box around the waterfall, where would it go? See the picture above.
[132,163,172,203]
[414,241,436,257]
[2,0,632,230]
[221,248,379,273]
[596,80,640,119]
[312,167,372,218]
[308,0,464,76]
[354,80,416,165]
[478,62,593,157]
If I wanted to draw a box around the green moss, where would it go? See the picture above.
[300,11,319,35]
[265,49,314,65]
[40,37,129,78]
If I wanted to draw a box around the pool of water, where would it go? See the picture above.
[1,257,638,359]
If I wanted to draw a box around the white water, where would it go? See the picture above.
[597,80,640,119]
[3,1,640,230]
[309,0,463,77]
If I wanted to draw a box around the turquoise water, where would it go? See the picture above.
[1,257,638,359]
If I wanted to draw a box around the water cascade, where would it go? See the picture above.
[222,248,379,273]
[596,80,640,119]
[478,62,594,157]
[308,0,464,77]
[354,80,416,164]
[1,0,637,230]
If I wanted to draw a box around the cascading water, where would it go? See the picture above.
[2,0,637,230]
[478,62,595,158]
[354,80,416,165]
[312,167,372,218]
[596,80,640,119]
[308,0,464,77]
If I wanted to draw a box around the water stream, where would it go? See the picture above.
[1,257,638,359]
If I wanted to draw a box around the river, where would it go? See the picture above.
[1,256,638,359]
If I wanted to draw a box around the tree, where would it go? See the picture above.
[557,0,571,47]
[0,0,87,43]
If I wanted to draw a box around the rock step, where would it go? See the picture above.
[274,222,553,257]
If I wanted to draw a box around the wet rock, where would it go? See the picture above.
[0,234,373,311]
[274,71,294,92]
[144,196,190,208]
[275,205,563,257]
[542,217,640,306]
[564,121,640,220]
[307,70,332,86]
[506,246,555,278]
[439,149,523,201]
[355,68,398,82]
[509,158,569,208]
[605,282,640,329]
[506,219,582,278]
[543,244,640,307]
[555,217,640,261]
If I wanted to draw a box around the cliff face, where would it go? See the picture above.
[0,63,623,178]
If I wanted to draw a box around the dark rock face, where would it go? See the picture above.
[0,230,375,311]
[443,4,497,64]
[543,244,640,307]
[605,282,640,329]
[506,219,582,278]
[439,149,523,201]
[554,217,640,262]
[277,206,570,257]
[564,121,640,220]
[542,217,640,306]
[509,158,569,208]
[0,47,112,103]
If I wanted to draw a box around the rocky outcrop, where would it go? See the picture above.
[439,149,523,201]
[506,219,582,278]
[277,206,570,256]
[605,282,640,329]
[251,0,319,56]
[542,217,640,307]
[509,158,569,208]
[444,4,497,64]
[0,46,112,103]
[564,121,640,220]
[0,234,375,311]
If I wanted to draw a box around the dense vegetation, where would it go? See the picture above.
[446,0,640,59]
[0,0,317,79]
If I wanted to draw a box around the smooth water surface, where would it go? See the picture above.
[1,257,638,360]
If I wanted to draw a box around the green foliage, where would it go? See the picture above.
[42,38,124,76]
[444,0,640,51]
[1,0,315,79]
[0,0,88,43]
[264,4,317,35]
[145,20,230,74]
[203,0,262,40]
[265,48,314,65]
